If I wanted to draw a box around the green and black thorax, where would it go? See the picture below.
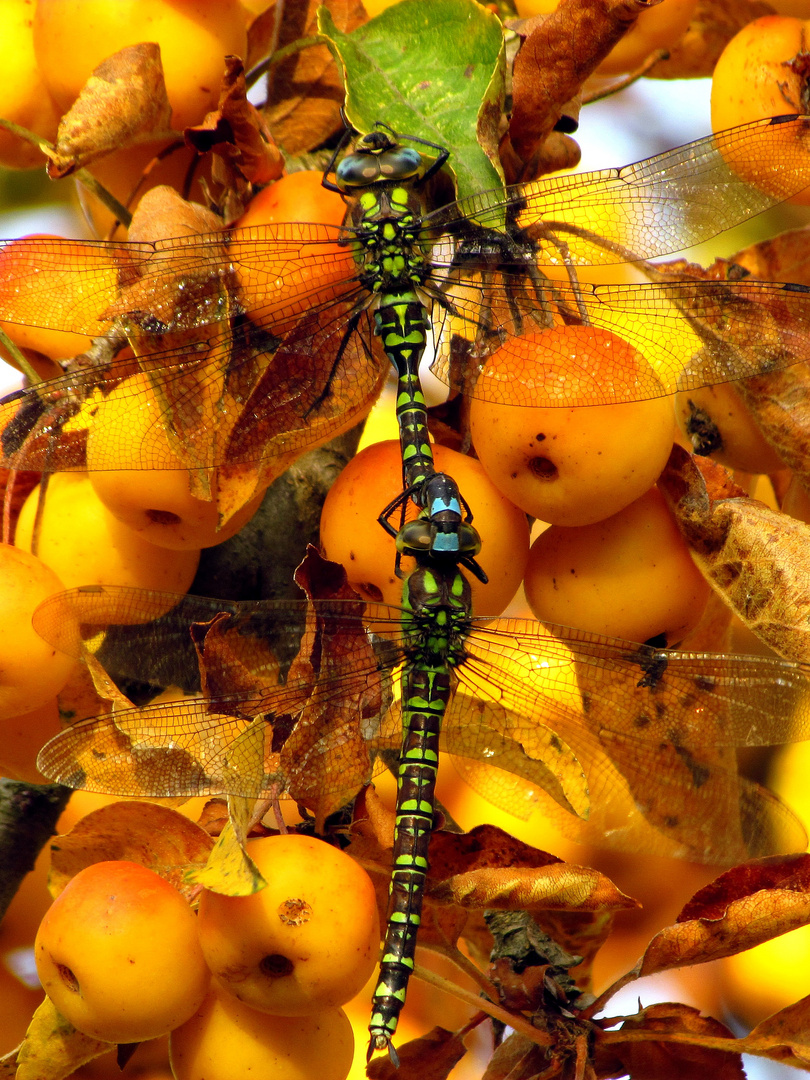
[399,561,473,671]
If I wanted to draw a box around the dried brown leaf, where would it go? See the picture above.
[432,862,638,914]
[659,444,810,662]
[277,549,383,826]
[638,853,810,976]
[598,1003,744,1080]
[263,0,367,155]
[735,365,810,497]
[48,801,214,900]
[507,0,649,178]
[741,992,810,1067]
[733,224,810,286]
[366,1026,467,1080]
[46,44,172,178]
[186,55,283,203]
[480,1032,548,1080]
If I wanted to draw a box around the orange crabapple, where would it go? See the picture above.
[85,371,265,549]
[0,544,77,721]
[711,16,810,206]
[169,987,354,1080]
[230,170,354,337]
[15,471,200,595]
[33,0,248,132]
[0,0,61,169]
[674,382,785,474]
[34,860,210,1044]
[197,834,380,1017]
[469,325,677,527]
[523,484,711,644]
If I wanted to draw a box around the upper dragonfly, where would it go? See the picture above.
[1,115,810,481]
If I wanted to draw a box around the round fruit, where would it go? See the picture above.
[15,472,200,595]
[35,860,210,1043]
[469,326,676,527]
[524,485,711,644]
[711,16,810,205]
[33,0,248,131]
[197,835,380,1016]
[0,698,65,784]
[0,0,61,168]
[169,988,354,1080]
[319,439,531,613]
[86,372,264,549]
[231,171,354,336]
[674,383,784,474]
[0,545,76,720]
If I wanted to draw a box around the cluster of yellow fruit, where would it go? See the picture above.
[322,324,714,646]
[34,835,379,1080]
[0,0,250,171]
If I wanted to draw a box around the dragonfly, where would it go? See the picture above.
[33,566,810,1057]
[3,115,810,489]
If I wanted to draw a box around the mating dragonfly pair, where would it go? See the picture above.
[6,114,810,1057]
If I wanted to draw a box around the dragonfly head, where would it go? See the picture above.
[335,131,424,191]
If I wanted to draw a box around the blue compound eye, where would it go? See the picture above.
[336,145,423,189]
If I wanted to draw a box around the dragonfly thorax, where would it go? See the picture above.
[401,564,472,667]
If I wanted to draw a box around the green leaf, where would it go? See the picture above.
[318,0,505,202]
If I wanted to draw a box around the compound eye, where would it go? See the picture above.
[376,147,422,181]
[456,524,482,557]
[396,520,433,555]
[335,153,381,189]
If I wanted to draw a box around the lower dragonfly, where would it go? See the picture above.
[34,560,810,1058]
[3,117,810,486]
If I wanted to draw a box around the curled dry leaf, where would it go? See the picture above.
[46,44,173,178]
[659,444,810,662]
[185,794,268,896]
[47,801,214,901]
[638,853,810,977]
[432,861,637,914]
[598,1002,745,1080]
[277,548,388,828]
[734,364,810,494]
[13,997,110,1080]
[262,0,367,156]
[507,0,649,178]
[646,0,774,80]
[185,55,284,211]
[741,992,810,1069]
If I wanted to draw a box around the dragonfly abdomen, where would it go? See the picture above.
[368,660,451,1057]
[375,294,435,490]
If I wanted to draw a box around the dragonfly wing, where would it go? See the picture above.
[451,618,810,862]
[425,265,810,406]
[423,116,810,265]
[441,691,590,820]
[35,587,407,807]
